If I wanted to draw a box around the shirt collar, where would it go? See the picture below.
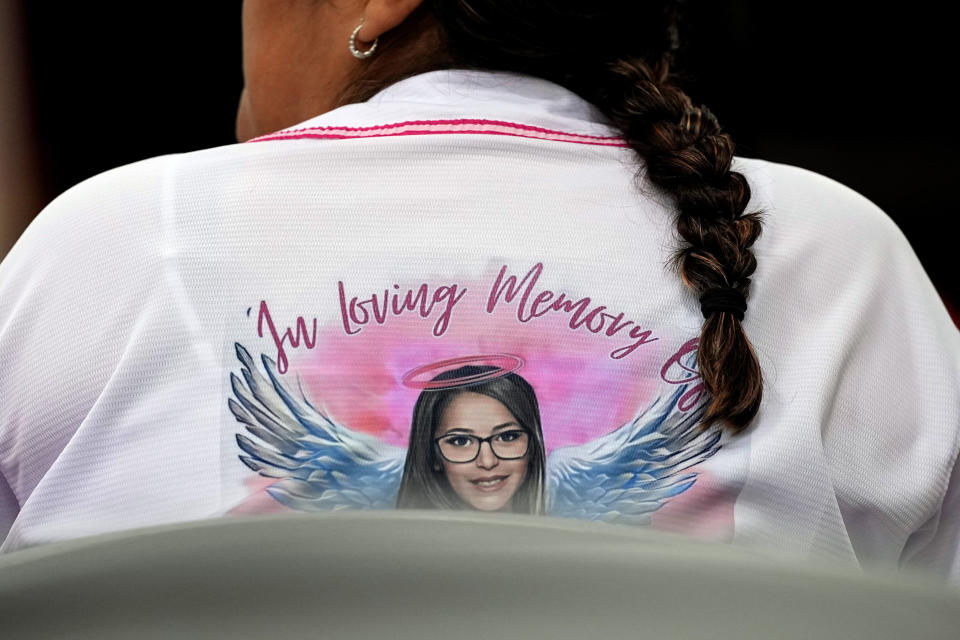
[284,69,616,137]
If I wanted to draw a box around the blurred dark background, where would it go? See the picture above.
[2,2,956,317]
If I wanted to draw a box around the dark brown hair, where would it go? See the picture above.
[342,2,763,432]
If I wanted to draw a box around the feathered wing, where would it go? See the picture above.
[545,385,721,524]
[229,343,406,511]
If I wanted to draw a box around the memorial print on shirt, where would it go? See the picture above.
[229,261,722,525]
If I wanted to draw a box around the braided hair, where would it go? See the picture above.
[343,1,763,432]
[591,56,763,432]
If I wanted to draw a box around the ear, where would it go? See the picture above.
[358,0,426,41]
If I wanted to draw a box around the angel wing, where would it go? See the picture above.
[229,343,406,511]
[545,385,721,524]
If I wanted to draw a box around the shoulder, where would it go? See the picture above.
[0,142,248,320]
[31,153,174,227]
[2,154,174,277]
[735,157,901,241]
[1,142,262,280]
[733,157,958,395]
[733,158,918,290]
[0,153,189,361]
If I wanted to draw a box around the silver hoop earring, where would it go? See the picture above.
[349,19,379,59]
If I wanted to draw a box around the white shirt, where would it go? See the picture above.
[1,70,958,582]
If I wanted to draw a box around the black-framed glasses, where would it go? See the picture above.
[433,429,530,463]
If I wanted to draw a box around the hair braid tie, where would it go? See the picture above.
[699,287,747,321]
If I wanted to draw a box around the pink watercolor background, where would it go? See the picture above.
[229,271,736,535]
[261,279,679,452]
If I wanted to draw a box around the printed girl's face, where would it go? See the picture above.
[435,392,529,512]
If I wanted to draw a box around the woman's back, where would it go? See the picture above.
[1,69,957,584]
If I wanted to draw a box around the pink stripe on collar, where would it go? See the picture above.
[249,118,627,147]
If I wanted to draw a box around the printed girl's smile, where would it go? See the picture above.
[435,392,529,511]
[472,475,508,489]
